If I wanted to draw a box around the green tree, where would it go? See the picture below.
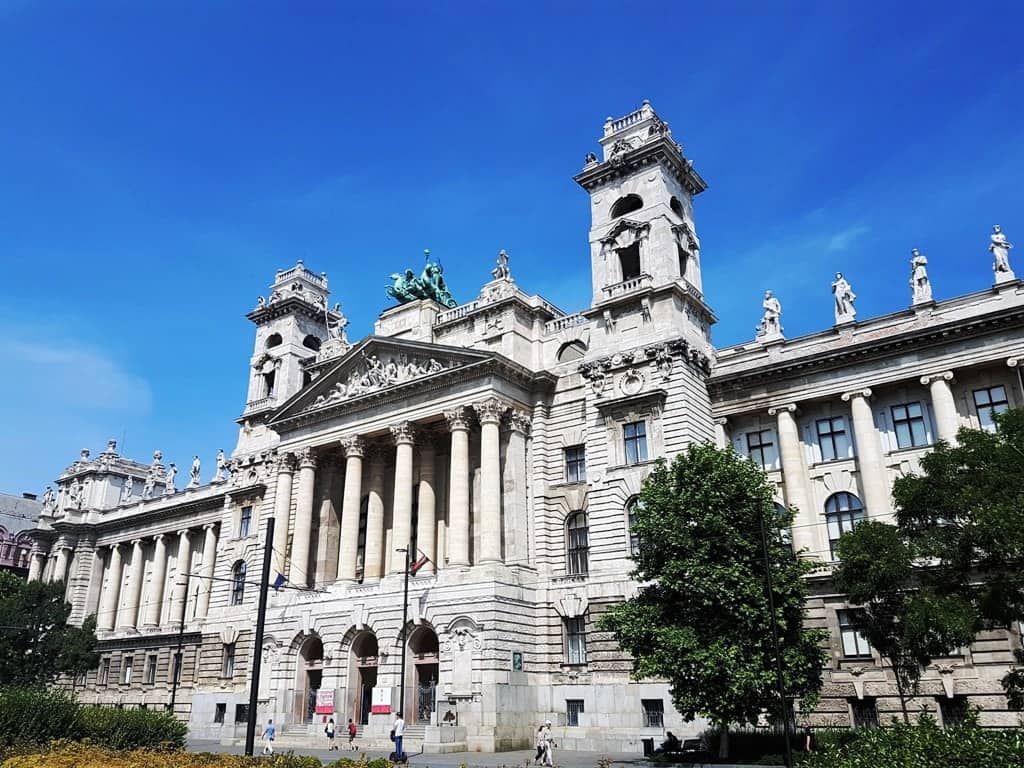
[891,408,1024,708]
[598,444,826,758]
[832,521,976,723]
[0,571,99,687]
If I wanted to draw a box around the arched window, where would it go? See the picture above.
[626,497,643,556]
[670,196,684,219]
[566,512,589,576]
[825,492,865,561]
[302,334,321,352]
[557,340,587,363]
[610,194,643,219]
[266,333,283,349]
[231,560,246,605]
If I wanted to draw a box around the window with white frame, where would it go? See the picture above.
[566,512,589,576]
[642,699,665,728]
[566,699,585,727]
[838,610,872,658]
[816,416,850,462]
[624,421,649,465]
[891,402,929,449]
[627,497,643,557]
[973,385,1009,432]
[745,429,777,470]
[825,492,866,560]
[238,505,252,538]
[564,445,586,483]
[565,616,587,665]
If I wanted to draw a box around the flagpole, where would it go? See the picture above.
[397,546,411,729]
[245,516,275,756]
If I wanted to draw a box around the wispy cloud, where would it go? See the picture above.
[826,224,870,253]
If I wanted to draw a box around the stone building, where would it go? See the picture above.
[26,102,1024,750]
[0,491,42,576]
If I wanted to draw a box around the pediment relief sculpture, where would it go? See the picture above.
[305,352,452,412]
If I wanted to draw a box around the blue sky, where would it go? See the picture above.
[2,2,1023,495]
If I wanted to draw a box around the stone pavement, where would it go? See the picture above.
[186,741,776,768]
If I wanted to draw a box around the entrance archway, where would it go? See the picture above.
[405,626,439,724]
[296,635,324,724]
[348,631,378,725]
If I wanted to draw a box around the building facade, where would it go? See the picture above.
[0,492,42,576]
[26,102,1024,750]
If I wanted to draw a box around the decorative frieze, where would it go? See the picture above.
[307,354,450,412]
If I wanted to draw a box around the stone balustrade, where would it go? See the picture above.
[602,273,652,299]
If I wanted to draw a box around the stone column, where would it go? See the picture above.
[169,529,191,626]
[503,411,531,566]
[271,453,295,581]
[195,524,218,619]
[97,544,124,632]
[290,449,317,588]
[444,407,472,567]
[52,545,72,585]
[768,404,815,555]
[921,371,959,445]
[389,422,416,574]
[118,539,145,630]
[714,417,730,449]
[415,433,437,574]
[143,534,168,628]
[842,388,891,518]
[27,549,45,582]
[474,398,507,564]
[363,448,386,582]
[337,436,364,582]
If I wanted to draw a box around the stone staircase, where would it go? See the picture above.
[269,723,428,752]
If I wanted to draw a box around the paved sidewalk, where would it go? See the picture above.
[187,741,647,767]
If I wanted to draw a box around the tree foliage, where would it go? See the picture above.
[0,571,99,687]
[598,443,826,750]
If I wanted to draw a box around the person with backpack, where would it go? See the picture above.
[348,718,358,750]
[325,717,337,750]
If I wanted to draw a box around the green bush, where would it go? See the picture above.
[796,715,1024,768]
[0,689,186,752]
[77,706,186,751]
[0,688,79,749]
[324,758,391,768]
[1,742,325,767]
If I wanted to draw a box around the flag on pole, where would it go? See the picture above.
[272,572,286,591]
[408,551,430,575]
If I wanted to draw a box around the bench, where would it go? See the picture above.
[661,739,710,762]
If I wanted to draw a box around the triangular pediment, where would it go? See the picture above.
[269,336,501,426]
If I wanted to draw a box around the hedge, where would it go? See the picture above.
[797,715,1024,768]
[1,743,323,768]
[0,688,186,751]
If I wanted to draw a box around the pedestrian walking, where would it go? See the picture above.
[261,719,276,755]
[542,719,556,767]
[325,717,337,750]
[392,712,406,763]
[348,718,358,750]
[534,724,546,764]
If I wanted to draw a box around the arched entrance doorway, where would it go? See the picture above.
[406,626,439,724]
[348,631,378,725]
[296,635,323,724]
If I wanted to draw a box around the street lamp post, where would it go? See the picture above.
[758,506,794,768]
[396,547,411,724]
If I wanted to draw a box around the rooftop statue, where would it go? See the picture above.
[990,224,1015,282]
[386,250,458,308]
[832,271,857,324]
[910,248,933,305]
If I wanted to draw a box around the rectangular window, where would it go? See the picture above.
[238,505,252,538]
[171,652,182,685]
[838,610,872,658]
[891,402,928,448]
[973,385,1008,432]
[627,499,642,557]
[938,696,968,728]
[565,616,587,665]
[850,697,879,728]
[745,429,776,470]
[564,446,586,484]
[144,654,157,685]
[122,656,134,685]
[214,703,226,724]
[566,513,589,576]
[624,421,648,465]
[234,704,249,724]
[816,417,850,462]
[642,699,665,728]
[99,658,110,686]
[222,643,236,679]
[566,699,585,727]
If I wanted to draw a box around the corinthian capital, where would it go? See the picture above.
[389,421,416,445]
[473,398,507,425]
[340,435,365,458]
[444,406,472,432]
[508,409,532,435]
[296,447,317,470]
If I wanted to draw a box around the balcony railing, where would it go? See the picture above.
[544,313,588,335]
[243,396,276,414]
[602,273,652,300]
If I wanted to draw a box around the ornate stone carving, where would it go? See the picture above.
[120,476,133,504]
[164,464,177,494]
[840,388,873,403]
[473,398,507,425]
[990,224,1015,282]
[444,625,483,653]
[910,248,933,305]
[832,272,857,324]
[756,289,783,341]
[386,250,457,308]
[619,368,645,396]
[340,435,364,458]
[41,486,55,513]
[296,448,317,470]
[444,407,472,432]
[389,421,416,445]
[188,456,201,488]
[491,249,511,281]
[508,410,532,436]
[212,449,227,483]
[307,352,450,411]
[920,371,954,387]
[767,402,799,417]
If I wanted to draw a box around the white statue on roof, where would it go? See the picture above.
[990,225,1015,283]
[910,248,932,305]
[756,289,783,341]
[832,272,857,324]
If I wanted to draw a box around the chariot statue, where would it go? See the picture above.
[386,251,458,308]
